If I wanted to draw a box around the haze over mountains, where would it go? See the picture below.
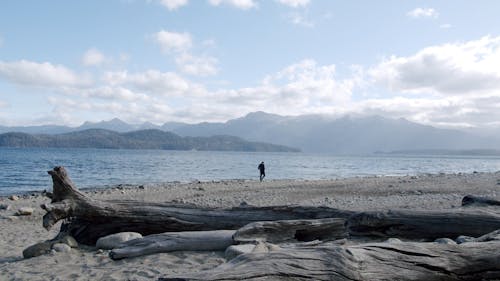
[1,112,499,154]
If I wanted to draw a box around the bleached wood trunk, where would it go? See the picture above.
[43,167,354,245]
[109,230,236,260]
[110,218,347,260]
[160,239,500,281]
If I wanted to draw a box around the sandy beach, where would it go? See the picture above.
[1,171,499,280]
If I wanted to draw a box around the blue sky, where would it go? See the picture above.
[1,0,500,129]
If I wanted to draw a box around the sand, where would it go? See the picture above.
[0,172,499,280]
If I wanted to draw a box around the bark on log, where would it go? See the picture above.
[233,218,347,244]
[462,195,500,207]
[346,209,500,240]
[43,167,354,245]
[160,240,500,281]
[110,230,235,260]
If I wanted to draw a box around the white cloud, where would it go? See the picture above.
[153,30,218,77]
[440,23,452,29]
[159,0,188,10]
[0,100,7,108]
[407,8,439,19]
[208,0,257,10]
[153,30,192,53]
[76,86,150,101]
[82,48,106,66]
[103,70,205,97]
[287,12,314,27]
[362,36,500,128]
[369,36,500,96]
[207,59,358,118]
[276,0,310,8]
[175,53,218,76]
[86,60,360,123]
[349,95,500,129]
[0,60,92,88]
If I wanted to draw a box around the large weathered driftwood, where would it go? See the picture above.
[160,239,500,281]
[347,209,500,240]
[110,218,347,260]
[43,167,354,245]
[109,230,235,260]
[37,166,500,280]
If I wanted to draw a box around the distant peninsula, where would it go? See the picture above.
[0,129,300,152]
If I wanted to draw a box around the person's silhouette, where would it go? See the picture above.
[258,161,265,182]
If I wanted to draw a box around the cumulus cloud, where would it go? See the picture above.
[362,36,500,128]
[369,36,500,96]
[276,0,310,8]
[159,0,188,10]
[153,30,192,53]
[103,70,205,97]
[77,59,360,123]
[407,7,439,19]
[0,60,92,88]
[205,59,359,118]
[175,53,218,76]
[82,48,106,66]
[75,86,150,101]
[207,0,257,10]
[153,30,218,77]
[349,95,500,129]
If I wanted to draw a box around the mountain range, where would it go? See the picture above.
[0,129,299,152]
[1,112,499,154]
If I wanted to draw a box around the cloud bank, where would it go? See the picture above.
[2,36,500,129]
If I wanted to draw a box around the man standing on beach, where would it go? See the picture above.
[258,161,265,182]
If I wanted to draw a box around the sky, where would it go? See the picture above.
[1,0,500,129]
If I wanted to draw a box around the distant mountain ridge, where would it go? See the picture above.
[171,112,500,154]
[0,129,300,152]
[1,112,499,154]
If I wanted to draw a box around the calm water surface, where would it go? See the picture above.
[1,147,500,195]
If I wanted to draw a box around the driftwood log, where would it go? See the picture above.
[34,166,500,280]
[43,167,354,245]
[43,167,500,244]
[160,239,500,281]
[110,218,347,260]
[462,194,500,207]
[347,209,500,239]
[109,230,236,260]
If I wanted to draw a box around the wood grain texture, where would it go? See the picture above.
[160,239,500,281]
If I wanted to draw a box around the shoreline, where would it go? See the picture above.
[1,169,498,198]
[1,171,499,280]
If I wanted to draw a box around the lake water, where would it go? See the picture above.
[1,147,500,195]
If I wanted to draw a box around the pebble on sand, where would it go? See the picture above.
[16,207,34,216]
[0,204,12,211]
[96,232,143,250]
[52,243,72,253]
